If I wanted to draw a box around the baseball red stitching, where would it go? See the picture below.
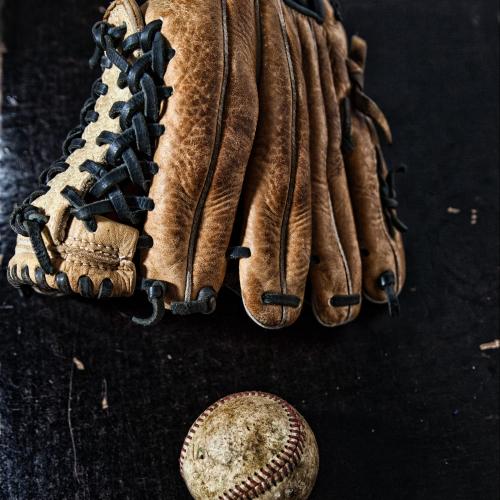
[179,391,306,499]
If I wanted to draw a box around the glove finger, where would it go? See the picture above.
[344,111,406,310]
[237,0,312,329]
[298,14,361,328]
[324,11,406,316]
[141,0,259,314]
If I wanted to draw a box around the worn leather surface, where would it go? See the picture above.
[141,0,259,307]
[7,0,144,297]
[238,0,403,327]
[238,0,312,329]
[141,0,405,329]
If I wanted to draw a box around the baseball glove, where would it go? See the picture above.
[7,0,407,328]
[220,0,407,328]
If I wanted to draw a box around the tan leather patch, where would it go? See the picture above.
[10,216,139,297]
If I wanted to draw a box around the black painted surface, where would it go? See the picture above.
[0,1,498,499]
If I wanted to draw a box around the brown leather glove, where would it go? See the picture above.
[7,0,407,328]
[227,1,407,328]
[142,0,407,329]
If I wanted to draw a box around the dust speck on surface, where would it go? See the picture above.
[5,95,18,106]
[480,340,500,351]
[72,357,85,371]
[471,208,478,225]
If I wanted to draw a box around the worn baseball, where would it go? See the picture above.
[180,391,319,499]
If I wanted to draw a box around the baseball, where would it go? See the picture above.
[180,391,319,499]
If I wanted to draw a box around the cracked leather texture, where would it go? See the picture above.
[141,0,405,329]
[141,0,259,308]
[305,9,362,327]
[238,0,312,330]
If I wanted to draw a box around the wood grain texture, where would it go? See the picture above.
[0,0,498,499]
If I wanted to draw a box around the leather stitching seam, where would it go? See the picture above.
[276,0,299,326]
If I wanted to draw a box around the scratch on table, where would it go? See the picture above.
[101,378,109,411]
[68,342,81,482]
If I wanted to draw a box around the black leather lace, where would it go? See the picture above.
[10,20,173,275]
[377,155,409,237]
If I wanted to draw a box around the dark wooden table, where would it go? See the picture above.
[0,1,498,499]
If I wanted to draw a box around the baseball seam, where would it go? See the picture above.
[179,391,306,499]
